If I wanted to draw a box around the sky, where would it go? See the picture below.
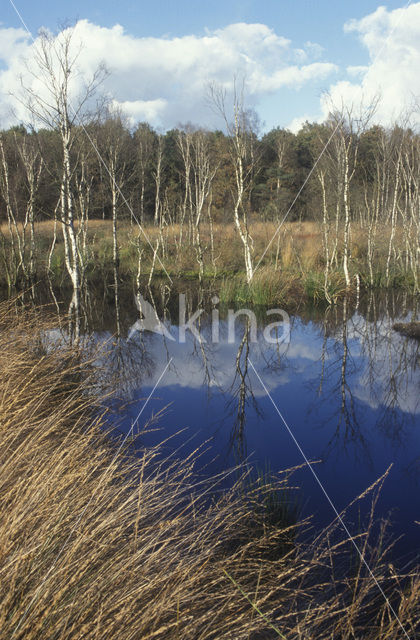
[1,0,419,133]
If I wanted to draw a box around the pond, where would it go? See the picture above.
[13,282,420,565]
[70,283,418,567]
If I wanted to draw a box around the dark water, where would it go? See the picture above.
[72,285,419,566]
[22,283,420,564]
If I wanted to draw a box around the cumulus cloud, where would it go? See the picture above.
[323,3,420,126]
[0,19,337,130]
[110,98,167,123]
[255,62,336,93]
[287,114,316,134]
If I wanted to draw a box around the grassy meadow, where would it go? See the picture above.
[1,219,417,305]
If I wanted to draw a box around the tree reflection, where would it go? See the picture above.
[33,280,420,481]
[327,297,371,462]
[313,292,420,467]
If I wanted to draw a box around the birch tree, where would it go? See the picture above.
[190,129,219,279]
[0,129,43,288]
[19,26,106,324]
[134,122,156,225]
[209,80,258,282]
[15,130,43,286]
[177,126,218,279]
[322,98,377,287]
[97,114,132,318]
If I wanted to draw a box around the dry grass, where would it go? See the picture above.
[0,302,419,639]
[2,218,417,297]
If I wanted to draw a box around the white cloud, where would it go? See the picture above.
[255,62,337,93]
[111,98,167,126]
[0,26,29,62]
[346,65,368,77]
[304,41,324,60]
[286,114,317,134]
[0,19,337,130]
[323,3,420,126]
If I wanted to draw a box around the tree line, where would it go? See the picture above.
[2,116,418,224]
[0,27,419,301]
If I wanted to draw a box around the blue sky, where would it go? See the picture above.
[1,1,419,132]
[3,1,406,48]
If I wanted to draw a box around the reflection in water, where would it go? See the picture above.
[228,318,254,460]
[317,297,371,463]
[23,282,420,561]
